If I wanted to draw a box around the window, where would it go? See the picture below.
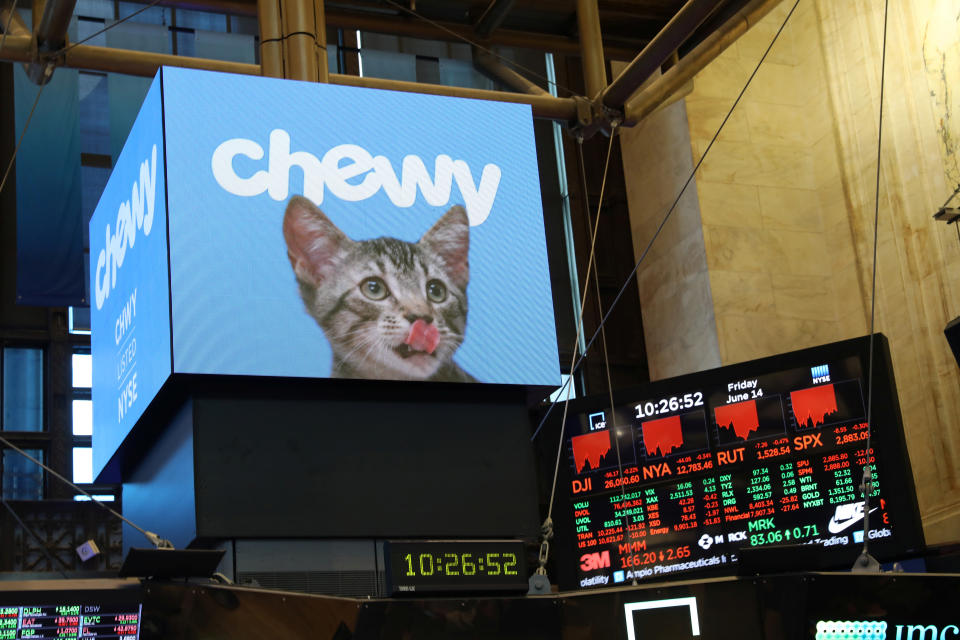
[71,348,93,484]
[0,346,45,499]
[70,347,116,501]
[2,448,44,500]
[2,347,44,431]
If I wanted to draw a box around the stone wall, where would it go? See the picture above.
[620,0,960,544]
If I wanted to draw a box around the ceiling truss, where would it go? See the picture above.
[0,0,785,136]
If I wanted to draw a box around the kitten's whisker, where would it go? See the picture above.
[339,334,379,362]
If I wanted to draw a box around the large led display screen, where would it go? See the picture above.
[553,335,924,589]
[161,67,558,384]
[89,67,559,478]
[88,75,170,477]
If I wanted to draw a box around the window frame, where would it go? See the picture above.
[0,342,48,499]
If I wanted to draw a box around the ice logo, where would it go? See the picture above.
[94,144,158,310]
[211,129,502,226]
[589,412,606,430]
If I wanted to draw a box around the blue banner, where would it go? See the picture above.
[14,66,84,306]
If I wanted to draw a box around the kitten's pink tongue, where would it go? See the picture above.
[405,319,439,354]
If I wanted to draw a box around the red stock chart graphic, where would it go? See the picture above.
[791,384,837,428]
[641,416,683,456]
[638,410,709,458]
[790,380,864,429]
[714,396,786,444]
[571,430,612,474]
[714,400,759,440]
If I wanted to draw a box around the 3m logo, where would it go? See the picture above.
[580,551,611,571]
[624,597,700,640]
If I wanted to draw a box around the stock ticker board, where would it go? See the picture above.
[0,604,141,639]
[556,335,925,590]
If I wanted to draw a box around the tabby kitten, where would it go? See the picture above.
[283,196,476,382]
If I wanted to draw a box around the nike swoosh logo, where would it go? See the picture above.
[828,507,878,534]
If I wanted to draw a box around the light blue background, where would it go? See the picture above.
[89,76,171,477]
[162,67,560,385]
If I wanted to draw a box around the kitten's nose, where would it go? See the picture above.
[405,313,433,324]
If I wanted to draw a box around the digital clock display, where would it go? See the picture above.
[385,540,527,595]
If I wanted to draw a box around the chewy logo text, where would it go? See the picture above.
[211,129,502,226]
[94,144,158,310]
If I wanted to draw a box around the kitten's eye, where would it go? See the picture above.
[426,279,447,303]
[360,277,390,300]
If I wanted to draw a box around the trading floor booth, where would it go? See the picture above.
[5,66,946,640]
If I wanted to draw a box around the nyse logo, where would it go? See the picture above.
[580,550,611,571]
[812,364,831,383]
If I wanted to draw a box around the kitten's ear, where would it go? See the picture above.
[421,205,469,290]
[283,196,349,287]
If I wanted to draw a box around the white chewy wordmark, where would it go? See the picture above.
[211,129,502,226]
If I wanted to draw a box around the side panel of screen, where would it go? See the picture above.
[90,75,171,478]
[161,67,559,387]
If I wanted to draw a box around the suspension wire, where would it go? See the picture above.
[545,125,617,526]
[379,0,579,97]
[0,0,20,55]
[58,0,166,54]
[0,77,47,198]
[857,0,890,568]
[531,0,802,443]
[0,435,173,549]
[577,139,627,502]
[0,499,72,578]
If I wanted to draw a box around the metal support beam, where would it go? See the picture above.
[34,0,77,50]
[282,0,316,81]
[472,47,548,96]
[600,0,717,109]
[313,0,327,82]
[333,73,577,121]
[110,0,644,60]
[623,0,784,124]
[474,0,515,38]
[0,34,576,120]
[257,0,283,78]
[576,0,606,100]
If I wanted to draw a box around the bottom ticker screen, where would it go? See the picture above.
[558,338,922,589]
[0,604,141,639]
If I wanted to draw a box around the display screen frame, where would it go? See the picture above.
[551,334,925,590]
[385,540,529,595]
